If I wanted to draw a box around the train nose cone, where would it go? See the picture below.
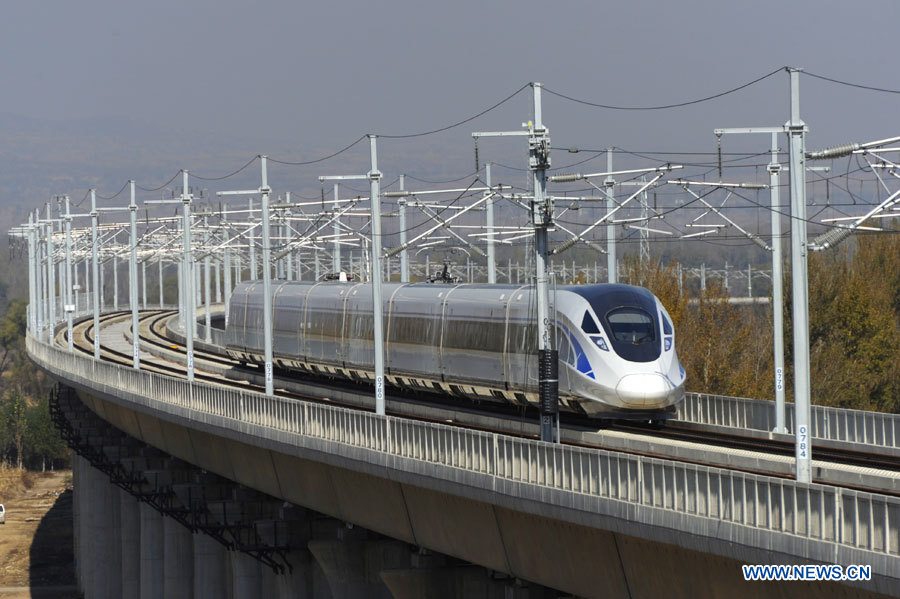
[615,373,674,407]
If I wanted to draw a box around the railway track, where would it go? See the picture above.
[614,420,900,472]
[61,310,900,496]
[72,312,265,393]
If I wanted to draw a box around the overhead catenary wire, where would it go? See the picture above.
[95,181,130,201]
[542,67,786,111]
[136,170,182,193]
[269,135,368,166]
[268,84,530,167]
[73,189,92,209]
[406,171,480,185]
[190,156,260,181]
[377,84,530,139]
[803,71,900,95]
[562,148,790,157]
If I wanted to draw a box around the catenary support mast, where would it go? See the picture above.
[787,68,811,482]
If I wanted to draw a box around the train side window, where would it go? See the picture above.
[581,311,600,334]
[246,307,262,330]
[445,317,505,353]
[506,320,537,355]
[662,313,672,335]
[392,315,432,345]
[556,326,573,365]
[274,307,298,335]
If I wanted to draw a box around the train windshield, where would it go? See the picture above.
[569,284,662,363]
[607,308,655,344]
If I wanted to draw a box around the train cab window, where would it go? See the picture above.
[606,308,655,344]
[662,313,673,335]
[581,311,600,334]
[570,284,662,362]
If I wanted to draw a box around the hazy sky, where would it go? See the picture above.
[1,0,897,190]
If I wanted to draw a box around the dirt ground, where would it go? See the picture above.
[0,467,75,598]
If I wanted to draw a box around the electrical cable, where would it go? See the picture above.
[492,162,528,173]
[549,152,606,172]
[405,172,480,185]
[377,84,530,139]
[285,191,327,201]
[137,171,182,193]
[382,176,401,190]
[96,181,129,201]
[803,71,900,95]
[718,186,898,233]
[268,135,368,166]
[542,67,785,111]
[613,148,772,168]
[73,189,91,209]
[555,147,785,157]
[190,156,259,181]
[547,175,891,241]
[340,184,370,195]
[267,85,528,168]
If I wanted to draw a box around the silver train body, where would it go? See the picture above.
[224,281,685,418]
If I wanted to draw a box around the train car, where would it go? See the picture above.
[224,281,685,420]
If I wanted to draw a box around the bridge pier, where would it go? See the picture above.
[83,458,100,598]
[90,456,123,599]
[120,489,142,597]
[378,550,557,599]
[164,513,194,598]
[380,565,550,599]
[72,455,86,596]
[139,501,164,599]
[261,563,279,597]
[276,550,327,598]
[230,550,261,598]
[193,532,227,599]
[307,525,411,599]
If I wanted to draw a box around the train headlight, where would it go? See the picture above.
[590,335,608,351]
[664,337,672,351]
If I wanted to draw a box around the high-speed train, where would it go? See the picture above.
[224,281,686,420]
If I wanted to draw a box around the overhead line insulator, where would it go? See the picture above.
[811,227,852,250]
[548,173,584,183]
[551,237,606,256]
[750,235,771,252]
[806,143,860,160]
[552,238,577,255]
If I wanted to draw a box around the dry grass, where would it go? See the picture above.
[0,463,28,498]
[0,469,74,589]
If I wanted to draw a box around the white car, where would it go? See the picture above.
[0,504,5,524]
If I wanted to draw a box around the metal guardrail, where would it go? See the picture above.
[680,392,900,448]
[27,333,900,561]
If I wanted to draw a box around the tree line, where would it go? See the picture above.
[0,299,67,470]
